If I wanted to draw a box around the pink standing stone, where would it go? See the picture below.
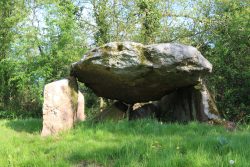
[41,77,78,136]
[76,91,86,121]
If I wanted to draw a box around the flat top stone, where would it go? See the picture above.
[71,42,212,103]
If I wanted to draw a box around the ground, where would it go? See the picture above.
[0,119,249,167]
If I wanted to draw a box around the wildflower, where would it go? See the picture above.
[229,160,235,165]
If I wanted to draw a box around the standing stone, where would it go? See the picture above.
[129,103,158,120]
[199,83,220,120]
[41,77,78,136]
[157,82,220,122]
[93,101,127,122]
[76,91,86,121]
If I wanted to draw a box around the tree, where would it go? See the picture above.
[204,0,250,122]
[92,0,111,45]
[136,0,161,44]
[0,0,28,109]
[0,0,87,117]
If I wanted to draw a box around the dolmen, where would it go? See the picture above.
[41,42,221,136]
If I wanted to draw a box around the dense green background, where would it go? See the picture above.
[0,0,249,122]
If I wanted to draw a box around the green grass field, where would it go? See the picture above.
[0,119,249,167]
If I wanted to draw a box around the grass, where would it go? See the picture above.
[0,119,250,167]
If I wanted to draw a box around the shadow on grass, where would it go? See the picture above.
[76,119,225,138]
[5,119,42,133]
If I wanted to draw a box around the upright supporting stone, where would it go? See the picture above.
[41,77,78,136]
[76,91,86,121]
[93,101,127,122]
[157,82,220,122]
[199,84,220,120]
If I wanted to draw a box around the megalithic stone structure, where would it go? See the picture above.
[41,77,85,136]
[71,42,212,104]
[156,82,220,122]
[70,42,220,122]
[41,42,221,131]
[76,91,86,121]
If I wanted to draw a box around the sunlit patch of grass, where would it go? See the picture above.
[0,119,249,167]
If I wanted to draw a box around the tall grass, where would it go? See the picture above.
[0,119,249,167]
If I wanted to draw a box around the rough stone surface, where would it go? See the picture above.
[129,103,158,120]
[93,101,127,122]
[41,77,78,136]
[157,83,220,122]
[76,91,86,121]
[71,42,212,103]
[128,82,220,122]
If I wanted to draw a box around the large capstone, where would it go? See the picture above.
[71,42,212,103]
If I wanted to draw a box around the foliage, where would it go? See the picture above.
[204,0,250,123]
[92,0,111,45]
[136,0,161,44]
[0,0,28,109]
[0,119,250,166]
[0,0,87,116]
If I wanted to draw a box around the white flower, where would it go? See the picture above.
[229,160,235,165]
